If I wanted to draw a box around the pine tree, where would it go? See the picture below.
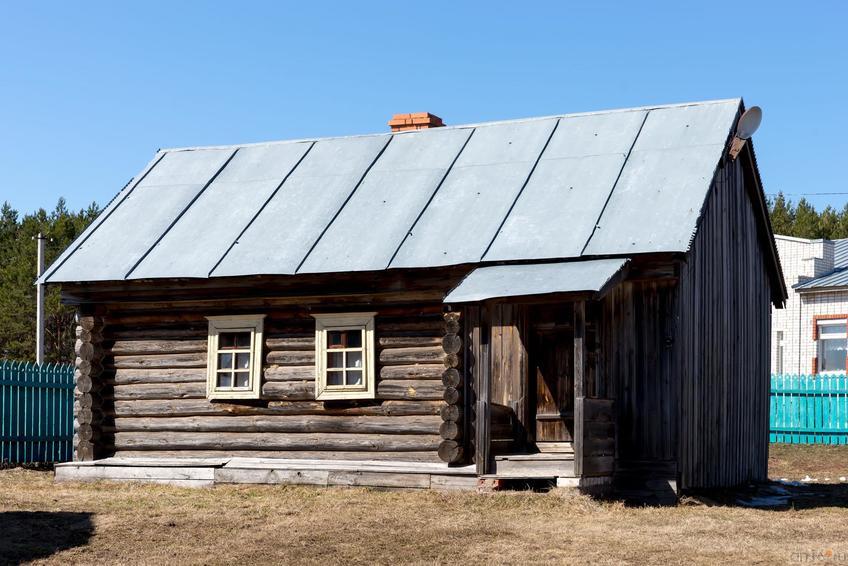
[0,198,100,363]
[768,192,795,236]
[792,198,821,239]
[819,205,840,240]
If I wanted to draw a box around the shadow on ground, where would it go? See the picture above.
[684,481,848,510]
[0,511,93,563]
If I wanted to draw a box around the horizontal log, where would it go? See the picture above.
[109,339,206,356]
[112,431,441,452]
[444,313,460,334]
[441,368,461,388]
[437,440,463,464]
[443,386,461,405]
[110,399,443,418]
[379,346,443,366]
[112,368,207,385]
[439,420,461,441]
[74,442,94,462]
[441,335,461,355]
[377,380,443,400]
[266,351,315,366]
[265,336,314,351]
[440,404,462,422]
[111,382,206,400]
[379,364,443,381]
[261,381,314,400]
[75,339,94,359]
[378,336,441,348]
[104,415,441,435]
[443,354,460,369]
[112,449,441,462]
[264,366,315,382]
[108,327,206,340]
[376,320,443,335]
[110,352,207,369]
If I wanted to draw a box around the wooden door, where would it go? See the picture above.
[529,311,574,444]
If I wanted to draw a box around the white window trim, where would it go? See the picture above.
[817,319,847,375]
[206,315,265,400]
[312,312,376,401]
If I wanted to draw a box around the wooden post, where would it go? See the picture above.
[474,306,491,476]
[573,301,587,477]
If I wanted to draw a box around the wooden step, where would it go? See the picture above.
[492,454,575,478]
[536,442,574,454]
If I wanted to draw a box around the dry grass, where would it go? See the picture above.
[0,446,846,565]
[769,443,848,482]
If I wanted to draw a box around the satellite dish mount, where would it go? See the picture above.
[728,106,762,160]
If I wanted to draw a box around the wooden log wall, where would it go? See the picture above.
[438,311,464,464]
[675,155,772,489]
[74,315,105,461]
[91,300,450,462]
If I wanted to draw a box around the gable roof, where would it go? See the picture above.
[41,98,767,285]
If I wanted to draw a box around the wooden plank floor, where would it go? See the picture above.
[55,457,479,490]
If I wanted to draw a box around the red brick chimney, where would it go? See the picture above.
[388,112,445,132]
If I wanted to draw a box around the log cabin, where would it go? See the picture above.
[47,99,787,494]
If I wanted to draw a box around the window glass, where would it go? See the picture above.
[820,339,847,373]
[820,323,847,336]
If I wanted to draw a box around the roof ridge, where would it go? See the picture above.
[157,98,742,154]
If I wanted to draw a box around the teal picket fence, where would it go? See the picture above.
[770,374,848,445]
[0,360,75,463]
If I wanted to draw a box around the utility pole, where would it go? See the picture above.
[34,233,46,365]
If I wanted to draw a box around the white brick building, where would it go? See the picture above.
[773,235,848,375]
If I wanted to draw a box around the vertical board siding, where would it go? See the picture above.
[0,361,74,463]
[602,281,677,465]
[770,374,848,444]
[676,156,772,489]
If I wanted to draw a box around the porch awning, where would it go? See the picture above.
[444,258,629,303]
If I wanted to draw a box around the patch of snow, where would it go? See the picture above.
[840,477,847,482]
[800,475,817,483]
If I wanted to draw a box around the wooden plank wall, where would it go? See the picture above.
[489,304,528,453]
[675,156,772,489]
[94,300,451,462]
[601,280,677,468]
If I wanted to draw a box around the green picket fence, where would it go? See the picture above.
[770,374,848,445]
[0,360,75,463]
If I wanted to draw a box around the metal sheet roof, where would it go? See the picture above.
[835,239,848,269]
[444,259,629,303]
[795,268,848,290]
[41,99,744,284]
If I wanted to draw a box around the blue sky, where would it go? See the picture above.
[1,1,846,214]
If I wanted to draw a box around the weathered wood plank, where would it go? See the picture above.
[109,339,206,356]
[265,351,315,366]
[110,399,444,418]
[111,382,207,400]
[264,365,315,382]
[377,380,443,400]
[104,415,441,435]
[379,364,443,381]
[111,368,207,385]
[379,346,443,366]
[111,432,441,451]
[111,352,207,369]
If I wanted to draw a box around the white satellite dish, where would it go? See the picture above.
[736,106,762,140]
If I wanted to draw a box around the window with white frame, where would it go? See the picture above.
[313,312,376,401]
[775,330,784,375]
[817,319,847,374]
[206,315,265,399]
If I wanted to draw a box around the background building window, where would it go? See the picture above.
[817,319,847,374]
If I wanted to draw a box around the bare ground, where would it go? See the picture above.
[0,445,845,565]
